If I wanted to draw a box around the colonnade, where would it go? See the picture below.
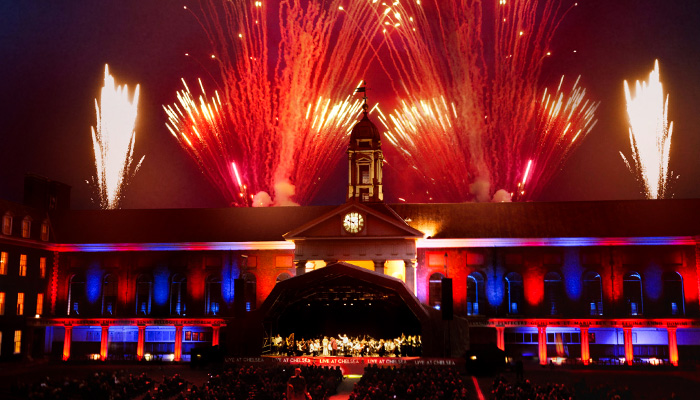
[493,323,682,366]
[61,323,222,361]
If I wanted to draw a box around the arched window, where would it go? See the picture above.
[41,220,50,241]
[2,213,12,235]
[544,272,564,315]
[583,271,603,316]
[68,274,86,316]
[428,272,445,309]
[171,274,187,316]
[21,216,32,238]
[102,274,118,316]
[276,272,291,284]
[467,272,484,315]
[623,272,643,316]
[205,275,222,316]
[505,272,524,315]
[663,271,684,316]
[243,273,257,312]
[135,275,153,316]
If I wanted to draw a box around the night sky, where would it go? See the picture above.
[1,0,699,210]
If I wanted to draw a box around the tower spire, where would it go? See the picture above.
[348,81,383,203]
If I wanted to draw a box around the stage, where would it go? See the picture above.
[225,356,464,375]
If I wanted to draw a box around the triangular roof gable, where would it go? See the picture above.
[283,202,424,240]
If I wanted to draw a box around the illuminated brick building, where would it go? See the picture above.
[1,112,699,366]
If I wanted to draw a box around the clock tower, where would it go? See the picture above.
[347,90,383,203]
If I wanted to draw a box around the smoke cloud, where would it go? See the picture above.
[492,189,512,202]
[252,191,273,207]
[469,178,491,203]
[273,179,300,206]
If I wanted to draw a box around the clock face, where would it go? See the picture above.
[343,212,364,233]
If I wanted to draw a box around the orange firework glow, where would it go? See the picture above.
[621,60,674,199]
[90,65,144,209]
[166,0,380,206]
[371,0,597,202]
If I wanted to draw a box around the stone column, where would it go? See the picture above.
[623,327,634,366]
[580,326,590,365]
[295,260,307,276]
[495,326,505,351]
[667,326,678,366]
[537,324,548,365]
[404,259,416,294]
[62,325,72,361]
[373,260,386,275]
[174,325,183,362]
[136,325,146,361]
[212,325,220,347]
[100,325,109,361]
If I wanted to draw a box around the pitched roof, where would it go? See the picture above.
[47,199,700,244]
[50,205,336,244]
[392,199,700,239]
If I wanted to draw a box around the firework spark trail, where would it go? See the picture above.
[91,65,144,209]
[168,0,381,206]
[164,79,245,203]
[621,60,673,199]
[373,0,591,201]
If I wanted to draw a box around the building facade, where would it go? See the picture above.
[1,114,699,366]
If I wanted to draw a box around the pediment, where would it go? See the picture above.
[284,202,424,241]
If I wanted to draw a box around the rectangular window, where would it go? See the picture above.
[17,293,25,315]
[36,293,44,315]
[14,330,21,354]
[2,216,11,235]
[41,223,49,241]
[0,252,7,274]
[275,255,293,268]
[39,257,46,278]
[19,254,27,277]
[360,165,371,184]
[0,292,5,315]
[22,220,30,238]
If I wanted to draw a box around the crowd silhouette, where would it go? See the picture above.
[349,365,469,400]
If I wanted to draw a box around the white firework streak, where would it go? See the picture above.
[622,60,673,199]
[91,65,144,209]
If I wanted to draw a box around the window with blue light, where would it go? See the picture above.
[544,271,563,316]
[428,272,444,310]
[623,272,643,316]
[135,275,153,316]
[663,271,684,316]
[467,272,484,316]
[171,274,187,316]
[206,276,222,316]
[244,273,257,312]
[583,271,603,316]
[505,272,523,315]
[102,274,118,316]
[68,274,86,316]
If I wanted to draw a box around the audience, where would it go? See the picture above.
[349,365,469,400]
[12,370,156,400]
[184,364,343,400]
[490,376,638,400]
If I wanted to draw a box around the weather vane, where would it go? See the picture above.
[356,81,368,113]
